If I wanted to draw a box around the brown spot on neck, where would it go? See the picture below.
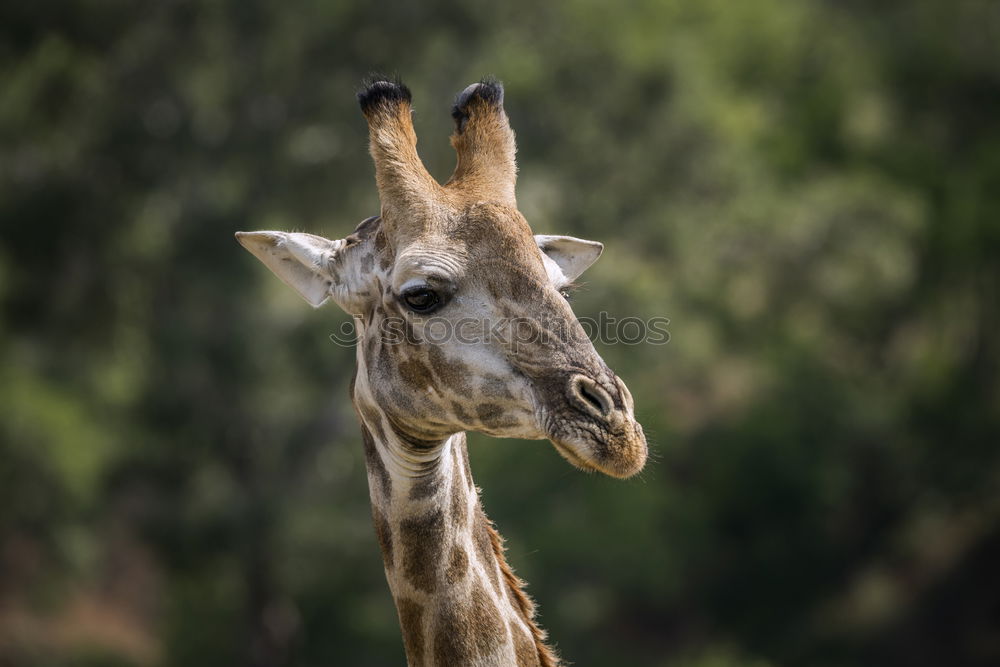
[432,579,506,664]
[373,506,393,571]
[399,509,445,594]
[445,544,469,584]
[397,597,425,667]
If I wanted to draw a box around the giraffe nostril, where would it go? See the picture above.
[569,375,614,420]
[579,384,604,412]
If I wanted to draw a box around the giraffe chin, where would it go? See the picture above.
[548,426,648,479]
[549,438,600,474]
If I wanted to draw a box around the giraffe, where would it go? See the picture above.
[236,77,647,666]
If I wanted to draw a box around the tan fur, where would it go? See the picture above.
[361,96,444,242]
[446,95,518,206]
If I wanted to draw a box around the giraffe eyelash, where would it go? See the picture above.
[559,281,578,301]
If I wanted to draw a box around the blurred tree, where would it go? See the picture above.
[1,1,997,666]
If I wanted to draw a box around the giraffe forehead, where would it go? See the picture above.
[464,227,551,295]
[392,247,468,287]
[392,218,548,293]
[449,201,540,256]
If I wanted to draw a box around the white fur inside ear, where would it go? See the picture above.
[534,235,604,283]
[236,231,336,307]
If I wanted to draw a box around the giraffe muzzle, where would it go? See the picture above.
[544,373,647,479]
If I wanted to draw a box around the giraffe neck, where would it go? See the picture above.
[350,366,557,667]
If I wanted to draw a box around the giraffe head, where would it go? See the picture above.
[238,78,647,478]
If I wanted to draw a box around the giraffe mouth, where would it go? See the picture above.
[549,436,600,473]
[545,418,647,478]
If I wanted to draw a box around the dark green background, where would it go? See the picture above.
[2,1,998,665]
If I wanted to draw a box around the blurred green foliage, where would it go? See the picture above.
[1,0,999,665]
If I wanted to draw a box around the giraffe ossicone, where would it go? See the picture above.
[238,77,647,666]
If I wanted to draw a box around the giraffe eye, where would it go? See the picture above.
[401,287,440,313]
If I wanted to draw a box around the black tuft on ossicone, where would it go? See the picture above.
[357,75,412,114]
[451,77,505,132]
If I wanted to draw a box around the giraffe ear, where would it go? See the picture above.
[535,235,604,283]
[236,231,340,307]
